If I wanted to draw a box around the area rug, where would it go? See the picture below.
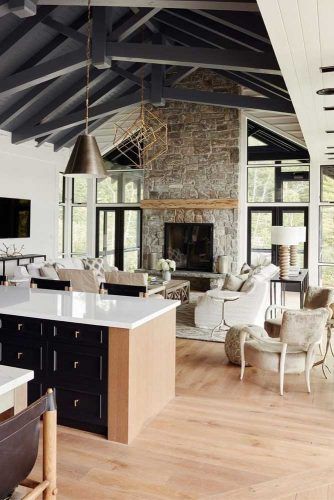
[176,296,226,343]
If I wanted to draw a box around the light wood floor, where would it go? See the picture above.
[24,330,334,500]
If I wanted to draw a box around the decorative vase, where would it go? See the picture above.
[217,255,231,274]
[162,270,171,282]
[148,252,158,270]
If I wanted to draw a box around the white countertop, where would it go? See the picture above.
[0,365,34,397]
[0,287,180,329]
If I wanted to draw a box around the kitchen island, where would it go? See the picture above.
[0,287,179,444]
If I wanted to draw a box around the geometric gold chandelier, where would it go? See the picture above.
[112,86,168,169]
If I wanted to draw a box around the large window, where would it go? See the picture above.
[248,165,309,203]
[71,178,88,255]
[97,171,143,205]
[319,167,334,285]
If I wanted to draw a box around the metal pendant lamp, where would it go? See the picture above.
[64,0,106,178]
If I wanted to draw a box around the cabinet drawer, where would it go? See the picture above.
[0,315,43,338]
[54,386,106,426]
[48,322,107,347]
[49,344,107,389]
[0,337,45,374]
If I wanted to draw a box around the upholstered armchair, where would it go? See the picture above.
[265,286,334,338]
[240,308,329,395]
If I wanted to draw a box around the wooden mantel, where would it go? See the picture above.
[140,198,238,210]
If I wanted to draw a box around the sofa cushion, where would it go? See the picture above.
[13,266,30,280]
[223,273,247,291]
[240,262,251,274]
[27,262,45,278]
[82,257,105,278]
[40,264,59,280]
[240,276,256,293]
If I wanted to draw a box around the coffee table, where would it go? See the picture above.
[164,280,190,304]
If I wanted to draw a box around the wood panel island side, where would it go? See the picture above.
[0,287,179,444]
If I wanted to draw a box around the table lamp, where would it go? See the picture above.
[271,226,298,279]
[290,226,306,268]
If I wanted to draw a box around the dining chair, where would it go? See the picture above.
[240,308,329,395]
[0,389,57,500]
[101,282,148,297]
[0,275,8,286]
[31,277,72,291]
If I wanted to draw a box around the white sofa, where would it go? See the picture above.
[195,264,278,329]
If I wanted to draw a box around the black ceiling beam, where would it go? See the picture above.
[166,66,196,86]
[35,62,148,146]
[150,33,165,106]
[156,9,266,52]
[157,23,288,100]
[42,16,87,44]
[216,70,290,101]
[0,5,55,58]
[163,87,294,114]
[106,42,280,75]
[12,91,146,143]
[112,7,160,42]
[92,6,111,68]
[0,47,86,97]
[8,0,37,17]
[0,0,10,17]
[18,12,87,71]
[194,9,270,46]
[110,65,150,88]
[14,69,108,131]
[0,81,54,129]
[249,149,309,161]
[36,1,260,12]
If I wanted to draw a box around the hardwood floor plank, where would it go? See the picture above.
[25,336,334,499]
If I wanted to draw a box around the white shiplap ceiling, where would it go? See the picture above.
[257,0,334,165]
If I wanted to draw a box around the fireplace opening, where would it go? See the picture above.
[164,223,214,272]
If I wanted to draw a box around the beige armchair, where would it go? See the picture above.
[265,286,334,338]
[240,308,329,395]
[105,270,148,286]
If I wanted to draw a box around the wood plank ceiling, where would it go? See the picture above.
[0,0,299,153]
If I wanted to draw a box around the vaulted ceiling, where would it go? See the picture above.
[0,0,296,153]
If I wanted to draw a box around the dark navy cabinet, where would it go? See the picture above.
[0,314,108,436]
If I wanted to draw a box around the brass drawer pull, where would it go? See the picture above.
[74,330,80,339]
[17,323,23,331]
[73,361,79,369]
[17,352,23,360]
[73,399,80,407]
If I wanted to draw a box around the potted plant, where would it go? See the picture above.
[156,258,176,282]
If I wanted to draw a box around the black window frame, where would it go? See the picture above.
[247,206,309,267]
[95,207,142,271]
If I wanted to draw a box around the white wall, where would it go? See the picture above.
[0,132,69,274]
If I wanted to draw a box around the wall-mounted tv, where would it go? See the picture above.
[0,197,31,238]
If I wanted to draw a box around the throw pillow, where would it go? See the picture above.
[82,257,105,278]
[241,276,256,292]
[223,273,247,291]
[240,262,251,274]
[40,264,60,280]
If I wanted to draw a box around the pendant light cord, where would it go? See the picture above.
[85,0,92,136]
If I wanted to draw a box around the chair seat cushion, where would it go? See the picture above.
[245,340,307,374]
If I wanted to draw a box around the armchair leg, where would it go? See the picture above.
[305,344,316,394]
[279,344,287,396]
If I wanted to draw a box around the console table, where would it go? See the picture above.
[0,254,46,275]
[270,269,309,309]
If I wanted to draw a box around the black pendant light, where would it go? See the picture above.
[64,0,107,178]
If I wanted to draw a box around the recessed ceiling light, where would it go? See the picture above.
[317,88,334,95]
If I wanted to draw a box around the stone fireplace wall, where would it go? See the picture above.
[142,69,240,273]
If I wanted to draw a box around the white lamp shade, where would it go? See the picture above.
[271,226,301,246]
[295,226,306,243]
